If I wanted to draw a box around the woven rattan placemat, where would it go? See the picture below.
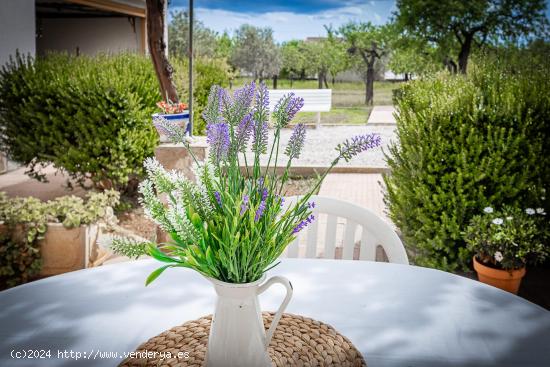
[120,312,366,367]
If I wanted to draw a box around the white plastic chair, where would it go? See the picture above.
[282,195,409,264]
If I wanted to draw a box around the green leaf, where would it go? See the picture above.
[145,265,174,286]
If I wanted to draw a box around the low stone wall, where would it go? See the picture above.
[0,222,99,276]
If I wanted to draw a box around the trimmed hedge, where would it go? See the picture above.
[0,52,232,190]
[384,57,549,271]
[0,53,160,191]
[171,56,232,134]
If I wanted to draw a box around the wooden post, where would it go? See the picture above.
[146,0,178,102]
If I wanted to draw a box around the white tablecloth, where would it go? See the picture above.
[1,259,549,366]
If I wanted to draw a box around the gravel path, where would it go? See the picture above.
[243,125,396,168]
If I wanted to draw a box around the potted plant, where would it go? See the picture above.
[153,100,189,142]
[112,82,381,366]
[0,190,119,286]
[465,205,548,294]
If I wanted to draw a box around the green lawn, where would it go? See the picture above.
[231,78,403,125]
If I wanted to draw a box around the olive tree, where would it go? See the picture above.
[394,0,548,73]
[339,22,392,105]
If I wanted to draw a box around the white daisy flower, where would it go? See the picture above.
[536,208,546,215]
[492,218,503,225]
[483,207,494,214]
[494,251,504,262]
[525,208,536,215]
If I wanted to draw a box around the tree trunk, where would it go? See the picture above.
[458,34,473,74]
[290,76,293,88]
[444,57,458,74]
[272,75,278,89]
[318,71,324,89]
[404,73,409,81]
[332,76,335,86]
[146,0,178,102]
[365,65,374,105]
[323,74,329,89]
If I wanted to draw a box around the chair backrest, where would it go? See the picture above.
[282,195,409,264]
[268,89,332,112]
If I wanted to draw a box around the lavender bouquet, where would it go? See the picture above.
[113,82,380,285]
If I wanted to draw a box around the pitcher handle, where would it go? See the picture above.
[257,275,293,347]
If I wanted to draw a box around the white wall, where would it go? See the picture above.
[0,0,36,66]
[37,17,144,56]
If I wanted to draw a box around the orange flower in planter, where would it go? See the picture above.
[156,101,188,114]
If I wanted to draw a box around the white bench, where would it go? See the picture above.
[268,89,332,128]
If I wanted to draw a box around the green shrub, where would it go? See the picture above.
[384,57,549,271]
[171,56,232,134]
[0,52,160,191]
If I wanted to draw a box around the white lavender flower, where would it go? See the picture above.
[483,207,494,214]
[170,170,213,219]
[166,203,199,245]
[525,208,536,215]
[138,179,174,233]
[143,157,176,194]
[494,251,504,262]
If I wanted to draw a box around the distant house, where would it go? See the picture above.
[0,0,161,66]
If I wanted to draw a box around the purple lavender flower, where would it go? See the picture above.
[214,191,222,207]
[252,120,268,154]
[285,123,306,159]
[335,134,382,163]
[285,95,304,122]
[255,199,267,222]
[261,188,268,201]
[307,201,315,209]
[255,82,269,112]
[274,93,304,128]
[233,82,255,112]
[240,195,249,215]
[292,214,315,234]
[206,123,230,163]
[234,113,254,153]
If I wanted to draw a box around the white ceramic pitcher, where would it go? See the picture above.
[206,275,293,367]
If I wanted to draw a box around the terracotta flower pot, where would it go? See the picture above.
[473,256,526,294]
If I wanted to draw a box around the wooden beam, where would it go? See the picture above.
[140,16,146,54]
[66,0,146,18]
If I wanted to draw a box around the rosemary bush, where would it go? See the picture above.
[114,83,381,284]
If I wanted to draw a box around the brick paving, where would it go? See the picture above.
[367,106,397,125]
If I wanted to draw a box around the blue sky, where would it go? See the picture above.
[169,0,397,42]
[169,0,550,43]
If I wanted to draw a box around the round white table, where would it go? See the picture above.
[0,259,549,366]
